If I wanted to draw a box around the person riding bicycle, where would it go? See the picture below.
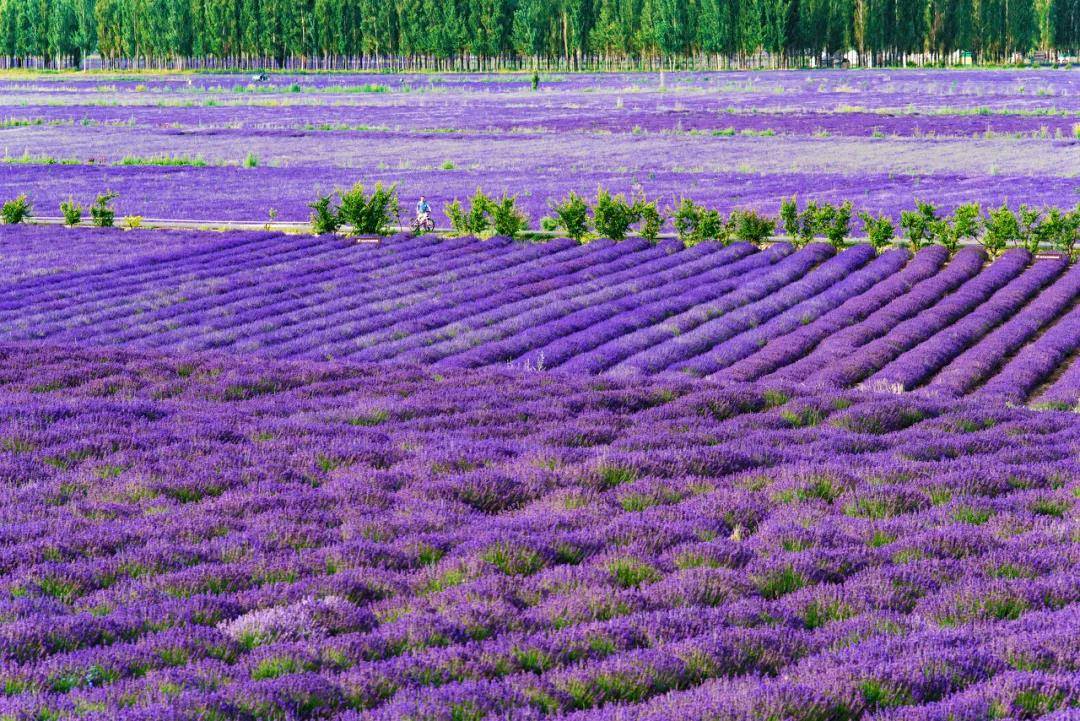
[416,196,431,224]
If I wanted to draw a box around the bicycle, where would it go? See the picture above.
[410,214,435,235]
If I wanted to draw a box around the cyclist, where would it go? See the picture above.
[415,196,432,225]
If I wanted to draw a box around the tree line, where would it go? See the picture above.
[2,0,1080,70]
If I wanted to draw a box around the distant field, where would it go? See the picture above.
[0,70,1078,225]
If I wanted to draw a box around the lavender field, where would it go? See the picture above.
[1,68,1080,721]
[0,342,1077,721]
[4,227,1080,408]
[1,70,1079,224]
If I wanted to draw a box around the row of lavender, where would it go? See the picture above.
[0,343,1076,721]
[3,228,1078,408]
[8,105,1080,138]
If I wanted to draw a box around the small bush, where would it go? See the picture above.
[1017,204,1048,254]
[818,201,853,249]
[673,198,725,246]
[952,203,982,244]
[60,197,83,226]
[550,191,591,242]
[796,200,820,248]
[119,154,206,167]
[728,209,776,246]
[445,188,494,237]
[243,152,259,168]
[444,199,471,236]
[931,202,982,253]
[781,197,839,248]
[982,204,1020,257]
[633,195,664,242]
[858,211,895,251]
[122,215,143,230]
[337,182,399,235]
[90,192,118,228]
[309,193,342,235]
[780,196,800,243]
[900,200,939,250]
[592,187,638,241]
[1,194,31,224]
[1038,205,1080,257]
[489,193,530,239]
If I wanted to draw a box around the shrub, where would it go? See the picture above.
[1017,204,1047,254]
[444,200,471,236]
[939,202,982,253]
[445,188,494,237]
[928,216,953,252]
[309,193,342,235]
[337,182,399,235]
[819,201,853,249]
[1038,205,1080,257]
[953,203,982,241]
[633,194,664,242]
[593,187,638,241]
[122,215,143,230]
[243,152,259,168]
[489,193,530,239]
[858,211,895,251]
[1,194,31,224]
[531,71,540,91]
[780,196,799,243]
[796,200,820,248]
[982,204,1020,257]
[550,191,591,242]
[900,200,939,250]
[60,197,83,226]
[728,209,776,246]
[90,192,119,228]
[673,198,725,246]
